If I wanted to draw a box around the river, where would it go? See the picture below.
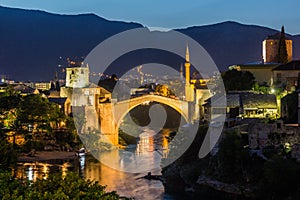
[14,128,184,200]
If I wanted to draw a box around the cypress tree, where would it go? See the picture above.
[277,26,288,64]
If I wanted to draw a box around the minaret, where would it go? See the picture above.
[185,45,191,86]
[185,45,194,102]
[180,64,183,80]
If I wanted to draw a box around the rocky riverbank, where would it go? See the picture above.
[161,126,256,199]
[162,156,254,199]
[17,151,78,162]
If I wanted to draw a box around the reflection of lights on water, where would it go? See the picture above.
[80,155,85,170]
[61,162,70,178]
[42,164,50,180]
[23,162,52,181]
[162,137,169,158]
[136,136,155,154]
[136,129,171,159]
[27,166,33,181]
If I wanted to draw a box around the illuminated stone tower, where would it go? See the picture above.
[262,31,293,63]
[185,45,194,102]
[66,63,89,88]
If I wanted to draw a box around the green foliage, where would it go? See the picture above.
[78,131,115,152]
[0,85,19,97]
[73,111,86,134]
[277,26,288,64]
[155,84,175,97]
[162,125,208,167]
[0,91,71,140]
[20,139,45,153]
[222,69,255,91]
[0,95,21,111]
[0,172,122,200]
[119,129,137,145]
[0,139,18,169]
[17,95,64,131]
[217,131,246,182]
[54,130,76,146]
[253,82,270,94]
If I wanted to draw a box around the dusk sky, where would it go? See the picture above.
[1,0,300,34]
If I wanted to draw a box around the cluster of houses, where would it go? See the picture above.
[207,29,300,161]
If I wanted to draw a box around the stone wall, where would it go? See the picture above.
[248,120,300,149]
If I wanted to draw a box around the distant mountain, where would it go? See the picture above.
[0,6,143,81]
[0,6,299,81]
[178,22,300,67]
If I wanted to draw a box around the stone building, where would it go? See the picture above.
[229,28,293,86]
[65,64,89,88]
[262,32,293,63]
[60,63,112,141]
[248,120,300,150]
[272,60,300,92]
[203,92,278,122]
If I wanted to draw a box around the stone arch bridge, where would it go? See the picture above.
[95,94,195,145]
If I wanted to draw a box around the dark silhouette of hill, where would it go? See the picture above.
[1,6,300,81]
[177,22,279,67]
[0,6,143,81]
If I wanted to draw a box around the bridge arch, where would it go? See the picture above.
[113,95,190,131]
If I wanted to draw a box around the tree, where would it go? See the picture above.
[155,84,175,97]
[277,26,288,64]
[216,131,246,183]
[0,172,121,199]
[0,139,18,169]
[17,94,65,137]
[222,69,255,91]
[253,82,270,94]
[98,74,117,92]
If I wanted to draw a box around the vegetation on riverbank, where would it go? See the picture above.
[0,172,124,200]
[0,135,126,200]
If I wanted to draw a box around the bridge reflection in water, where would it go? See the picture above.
[84,127,174,199]
[15,128,175,199]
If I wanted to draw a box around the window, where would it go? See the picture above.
[276,73,281,82]
[212,107,226,114]
[277,123,281,129]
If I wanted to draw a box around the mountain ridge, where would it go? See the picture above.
[0,6,299,81]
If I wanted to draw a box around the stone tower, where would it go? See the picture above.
[65,63,89,88]
[263,32,293,63]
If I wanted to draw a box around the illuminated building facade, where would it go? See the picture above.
[65,63,90,88]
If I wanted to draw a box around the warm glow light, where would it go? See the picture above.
[271,88,275,93]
